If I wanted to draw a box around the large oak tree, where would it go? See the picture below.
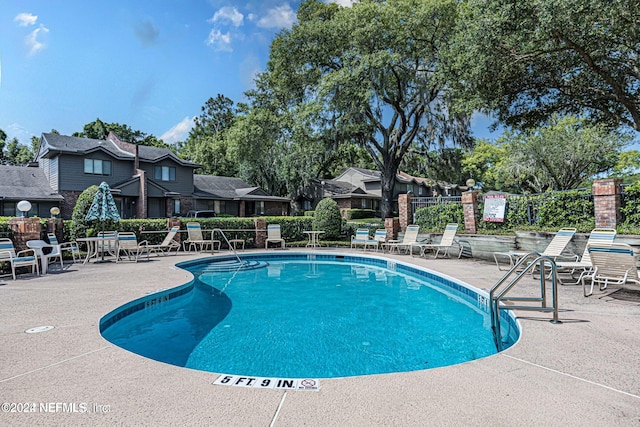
[242,0,470,217]
[452,0,640,132]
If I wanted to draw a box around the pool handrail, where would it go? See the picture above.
[213,228,242,264]
[489,252,561,351]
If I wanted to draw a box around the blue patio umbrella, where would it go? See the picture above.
[85,182,121,261]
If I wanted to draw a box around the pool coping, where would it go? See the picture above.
[1,248,639,425]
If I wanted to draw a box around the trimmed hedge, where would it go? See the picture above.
[344,209,376,220]
[414,203,464,232]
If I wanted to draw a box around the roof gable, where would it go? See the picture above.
[38,133,200,168]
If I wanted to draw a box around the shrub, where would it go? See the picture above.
[622,181,640,226]
[313,198,342,239]
[70,185,100,239]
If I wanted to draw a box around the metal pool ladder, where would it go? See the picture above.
[489,252,561,351]
[213,228,241,264]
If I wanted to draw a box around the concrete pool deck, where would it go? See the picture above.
[1,248,639,426]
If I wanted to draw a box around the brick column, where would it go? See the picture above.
[254,218,267,248]
[384,217,399,240]
[167,218,182,244]
[462,191,480,234]
[46,218,63,242]
[593,178,622,228]
[398,193,413,232]
[136,169,147,219]
[8,217,42,251]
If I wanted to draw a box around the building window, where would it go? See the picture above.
[418,186,424,196]
[84,159,112,175]
[154,166,176,181]
[173,199,180,215]
[2,202,16,217]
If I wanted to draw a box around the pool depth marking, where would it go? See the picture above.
[214,375,320,391]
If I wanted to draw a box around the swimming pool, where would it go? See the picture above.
[100,253,519,379]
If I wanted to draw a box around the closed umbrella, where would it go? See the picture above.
[85,182,121,262]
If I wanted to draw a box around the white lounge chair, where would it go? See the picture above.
[556,228,616,285]
[0,238,39,280]
[350,229,378,251]
[493,227,577,271]
[582,243,640,297]
[265,224,286,249]
[411,223,461,259]
[144,226,181,256]
[387,225,421,255]
[26,239,64,274]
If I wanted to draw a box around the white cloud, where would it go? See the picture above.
[14,12,38,27]
[257,4,296,29]
[161,116,195,144]
[26,24,49,56]
[205,29,233,52]
[324,0,355,6]
[209,6,244,27]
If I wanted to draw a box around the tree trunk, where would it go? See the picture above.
[380,161,399,219]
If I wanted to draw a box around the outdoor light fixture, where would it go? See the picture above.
[465,179,476,191]
[17,200,32,217]
[50,207,60,218]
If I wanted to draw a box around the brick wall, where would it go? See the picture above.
[59,190,81,219]
[8,217,41,251]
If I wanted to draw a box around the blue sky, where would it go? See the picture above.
[0,0,499,147]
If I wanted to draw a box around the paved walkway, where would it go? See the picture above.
[1,249,639,426]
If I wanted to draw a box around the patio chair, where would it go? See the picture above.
[143,226,181,256]
[387,225,421,255]
[97,231,118,259]
[373,229,388,252]
[556,228,616,285]
[350,229,378,251]
[493,227,577,271]
[47,233,80,263]
[582,243,640,297]
[265,224,285,249]
[26,240,64,274]
[411,223,461,259]
[184,222,220,252]
[116,232,151,263]
[0,238,39,280]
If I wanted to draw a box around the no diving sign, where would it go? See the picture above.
[214,375,320,391]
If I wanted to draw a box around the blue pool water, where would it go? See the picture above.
[100,253,519,378]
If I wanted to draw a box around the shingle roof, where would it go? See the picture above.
[39,133,199,167]
[193,175,289,202]
[0,165,63,201]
